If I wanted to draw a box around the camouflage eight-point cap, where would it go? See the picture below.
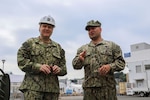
[85,20,101,30]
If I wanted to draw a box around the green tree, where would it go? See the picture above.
[114,72,126,82]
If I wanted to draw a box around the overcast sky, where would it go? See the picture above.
[0,0,150,79]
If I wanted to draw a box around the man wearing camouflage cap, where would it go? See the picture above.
[17,15,67,100]
[72,20,125,100]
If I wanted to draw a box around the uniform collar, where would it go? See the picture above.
[89,39,105,46]
[34,36,57,47]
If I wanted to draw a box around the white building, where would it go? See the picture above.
[9,74,24,99]
[124,42,150,96]
[9,75,83,97]
[64,79,83,95]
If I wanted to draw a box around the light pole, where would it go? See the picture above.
[2,59,6,71]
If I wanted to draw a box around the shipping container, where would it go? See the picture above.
[119,82,126,95]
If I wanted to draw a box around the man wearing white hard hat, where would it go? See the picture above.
[17,15,67,100]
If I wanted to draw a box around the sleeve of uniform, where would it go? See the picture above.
[57,48,67,76]
[72,47,84,69]
[109,43,126,71]
[17,40,41,73]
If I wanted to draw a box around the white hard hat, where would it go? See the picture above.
[39,15,55,27]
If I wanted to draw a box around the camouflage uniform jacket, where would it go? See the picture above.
[17,37,67,93]
[72,40,125,88]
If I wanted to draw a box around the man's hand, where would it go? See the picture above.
[51,65,61,74]
[79,51,86,61]
[40,64,51,74]
[98,64,111,76]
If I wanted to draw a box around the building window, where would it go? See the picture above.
[145,64,150,70]
[136,65,141,73]
[136,80,144,88]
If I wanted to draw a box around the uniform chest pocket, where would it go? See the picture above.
[85,51,91,57]
[53,53,61,59]
[100,49,113,56]
[98,49,114,62]
[52,52,61,65]
[84,51,92,65]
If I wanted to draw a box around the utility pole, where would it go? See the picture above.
[2,59,6,71]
